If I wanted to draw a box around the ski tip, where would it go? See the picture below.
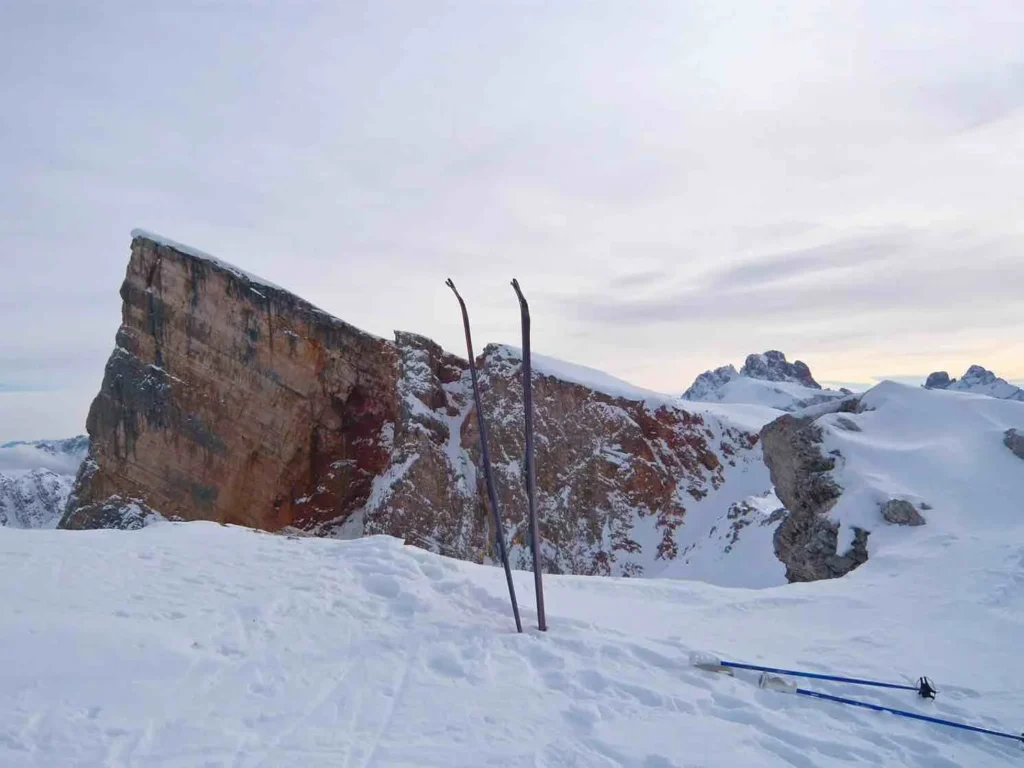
[758,673,799,693]
[689,651,728,672]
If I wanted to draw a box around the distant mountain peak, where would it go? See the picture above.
[923,365,1024,402]
[681,351,838,411]
[0,436,87,529]
[681,365,740,402]
[739,351,820,389]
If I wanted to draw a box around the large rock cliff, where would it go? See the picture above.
[62,232,762,577]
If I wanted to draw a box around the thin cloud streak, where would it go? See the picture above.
[1,1,1023,438]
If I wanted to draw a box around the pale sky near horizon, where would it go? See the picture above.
[2,1,1023,441]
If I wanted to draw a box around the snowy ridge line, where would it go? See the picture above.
[488,344,678,408]
[130,228,387,341]
[131,228,286,292]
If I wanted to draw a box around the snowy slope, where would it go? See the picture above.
[818,382,1024,554]
[673,382,1024,588]
[0,436,87,528]
[687,376,846,412]
[1,522,1021,767]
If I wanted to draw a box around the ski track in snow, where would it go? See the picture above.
[1,523,1022,767]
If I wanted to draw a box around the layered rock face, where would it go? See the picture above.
[63,233,760,577]
[62,233,399,534]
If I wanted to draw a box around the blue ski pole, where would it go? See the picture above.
[758,673,1022,746]
[691,652,935,698]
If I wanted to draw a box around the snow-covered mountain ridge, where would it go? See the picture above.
[60,232,779,581]
[761,382,1024,582]
[23,231,1023,592]
[924,364,1024,402]
[682,351,850,412]
[0,436,87,529]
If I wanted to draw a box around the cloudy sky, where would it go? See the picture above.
[2,1,1022,441]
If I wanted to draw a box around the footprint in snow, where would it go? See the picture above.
[418,563,446,581]
[362,573,401,600]
[428,649,468,679]
[563,703,601,731]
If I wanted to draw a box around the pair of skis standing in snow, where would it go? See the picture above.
[446,278,545,634]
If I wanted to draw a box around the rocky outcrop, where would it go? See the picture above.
[880,499,926,526]
[62,232,761,577]
[741,351,820,389]
[760,399,868,581]
[1005,429,1024,461]
[924,365,1024,402]
[61,493,166,530]
[62,231,400,535]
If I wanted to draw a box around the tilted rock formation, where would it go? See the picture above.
[62,232,761,577]
[759,398,869,582]
[63,231,400,534]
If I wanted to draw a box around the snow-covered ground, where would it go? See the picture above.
[2,521,1022,767]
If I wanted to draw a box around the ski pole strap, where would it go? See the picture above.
[918,677,937,700]
[795,688,1024,744]
[719,661,921,693]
